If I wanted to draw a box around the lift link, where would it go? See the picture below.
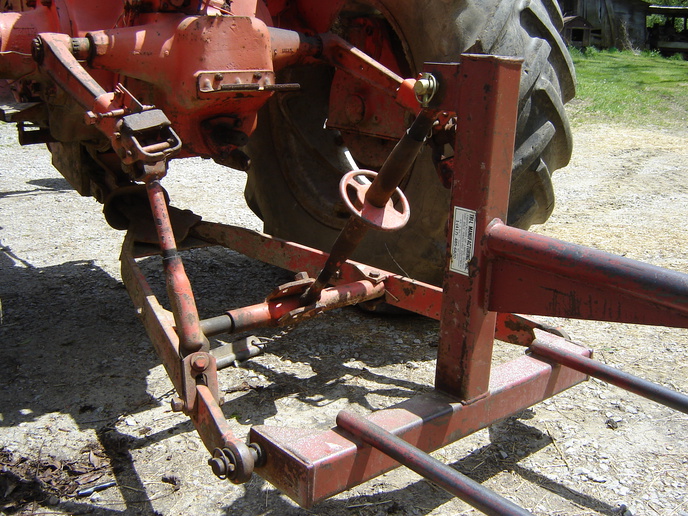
[145,177,209,357]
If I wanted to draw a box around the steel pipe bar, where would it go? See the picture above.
[337,411,532,516]
[529,338,688,414]
[250,336,590,507]
[200,279,385,337]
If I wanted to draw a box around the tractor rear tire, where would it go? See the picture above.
[245,0,575,286]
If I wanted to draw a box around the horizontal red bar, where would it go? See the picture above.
[249,334,589,508]
[190,221,444,319]
[487,222,688,327]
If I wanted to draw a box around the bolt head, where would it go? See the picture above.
[414,78,432,96]
[170,397,185,412]
[191,354,209,371]
[208,457,226,477]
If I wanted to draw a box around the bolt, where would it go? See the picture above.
[208,457,226,477]
[368,270,380,279]
[208,449,236,479]
[191,354,209,371]
[414,78,434,96]
[214,72,224,81]
[170,397,185,412]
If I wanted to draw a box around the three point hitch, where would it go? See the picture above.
[122,56,688,513]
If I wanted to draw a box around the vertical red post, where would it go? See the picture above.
[434,56,522,400]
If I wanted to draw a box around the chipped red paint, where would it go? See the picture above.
[250,335,590,507]
[529,337,688,414]
[114,53,687,509]
[433,57,522,400]
[486,222,688,328]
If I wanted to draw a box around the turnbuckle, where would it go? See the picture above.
[302,104,440,304]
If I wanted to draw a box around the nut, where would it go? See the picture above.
[191,354,209,371]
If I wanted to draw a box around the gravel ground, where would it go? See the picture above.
[0,120,687,516]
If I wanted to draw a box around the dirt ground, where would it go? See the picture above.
[1,117,687,516]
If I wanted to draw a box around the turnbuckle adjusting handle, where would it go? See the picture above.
[339,170,410,231]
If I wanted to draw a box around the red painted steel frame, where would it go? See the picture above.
[116,54,688,509]
[434,58,521,400]
[250,332,589,507]
[242,57,585,508]
[335,411,532,516]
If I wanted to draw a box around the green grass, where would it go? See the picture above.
[567,47,688,128]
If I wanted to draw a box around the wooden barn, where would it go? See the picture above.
[558,0,650,49]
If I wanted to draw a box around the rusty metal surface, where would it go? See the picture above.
[486,222,688,328]
[146,179,208,356]
[2,2,684,508]
[433,57,522,400]
[336,411,532,516]
[190,221,446,319]
[250,336,590,508]
[120,220,254,477]
[200,279,386,336]
[529,333,688,414]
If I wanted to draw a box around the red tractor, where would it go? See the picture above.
[12,1,663,512]
[0,0,574,286]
